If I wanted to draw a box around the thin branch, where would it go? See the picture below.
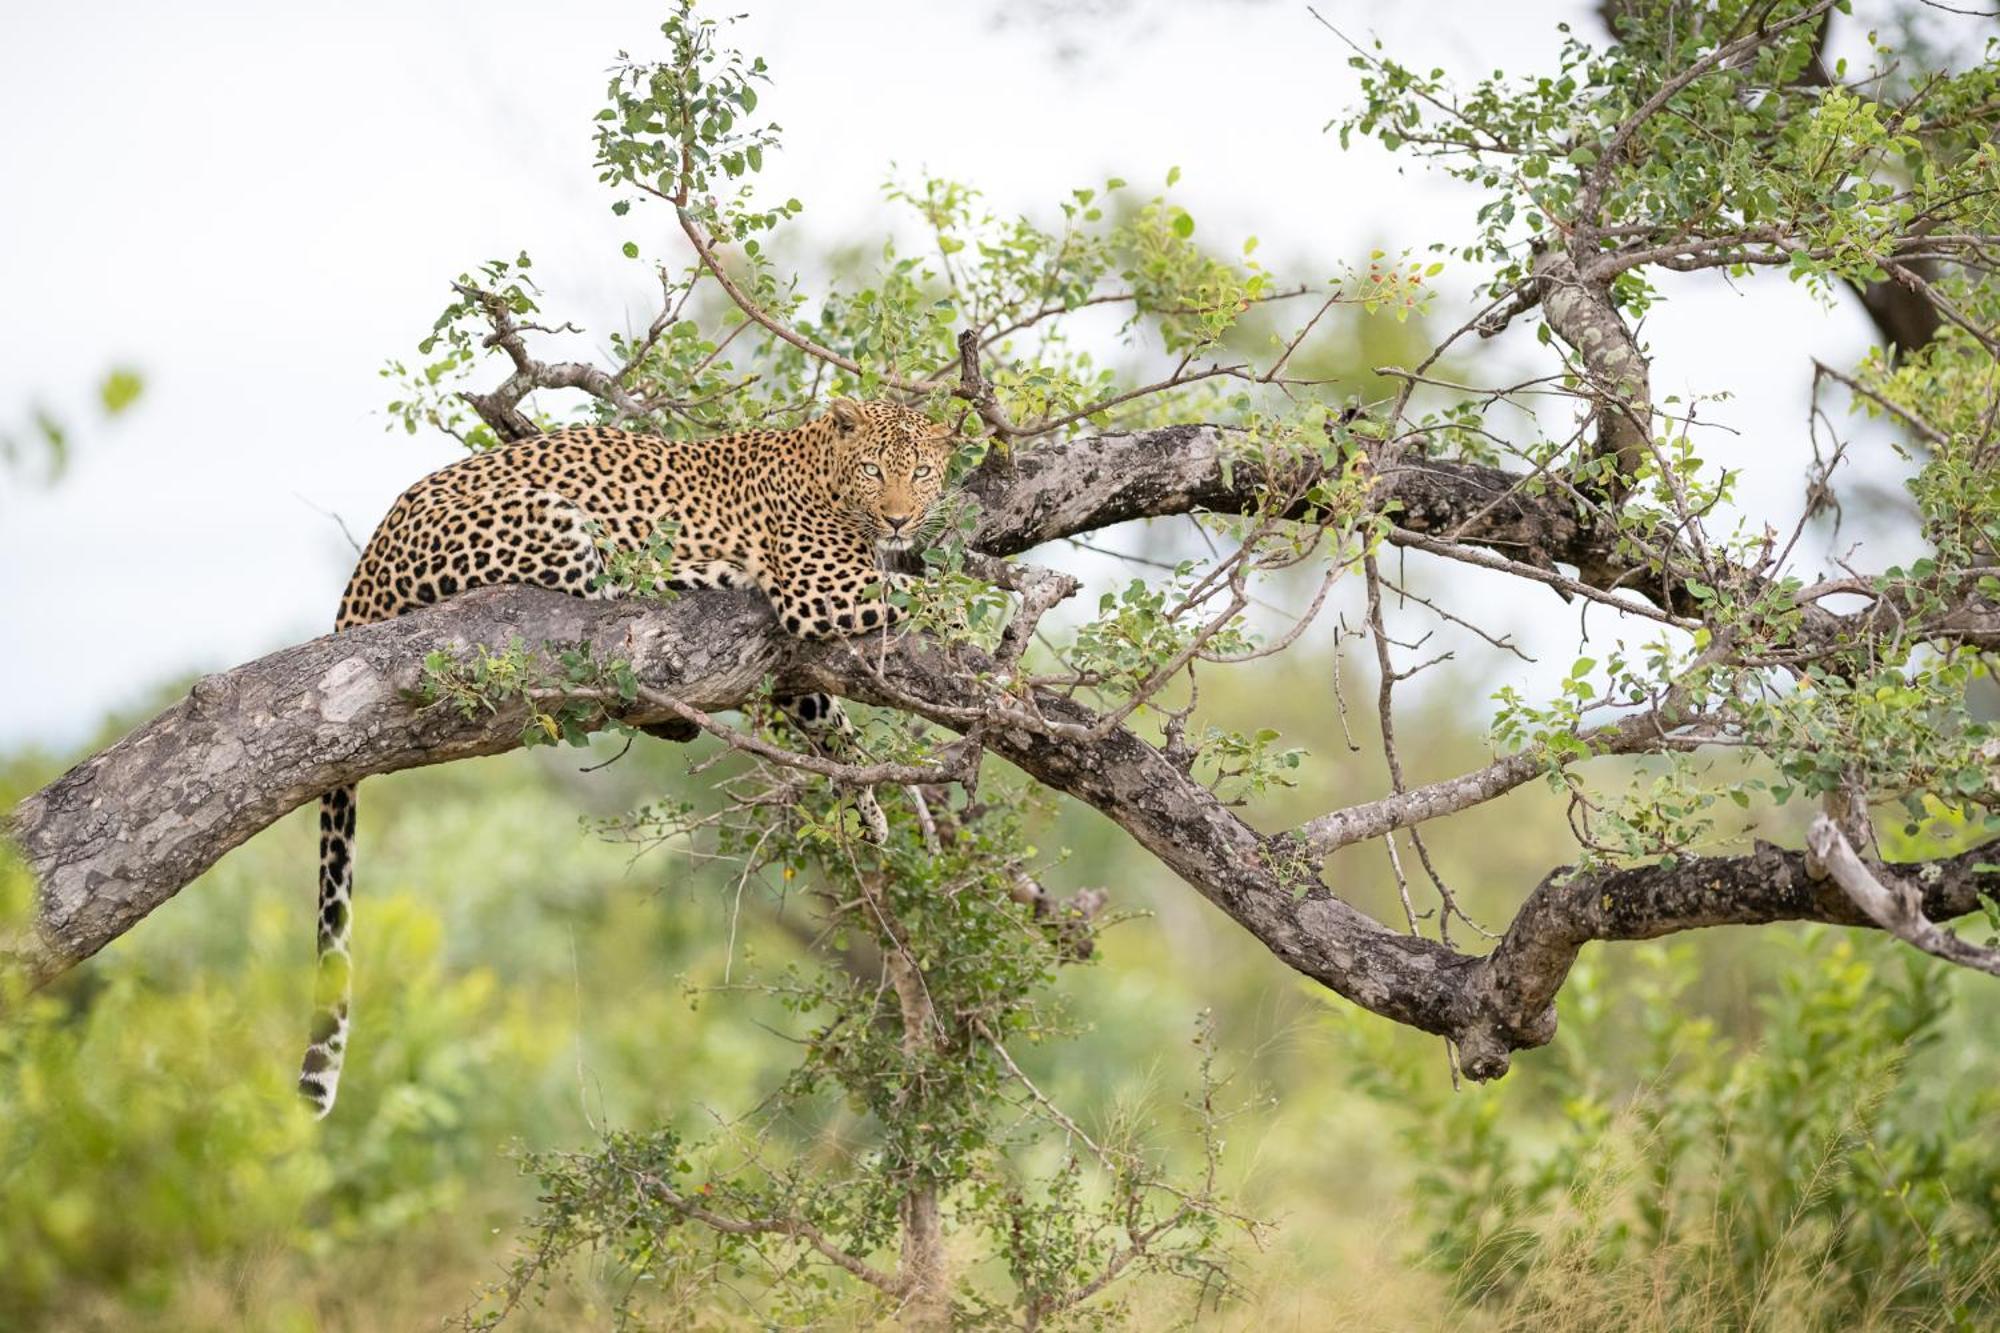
[454,282,653,439]
[1390,526,1699,628]
[1811,359,1950,447]
[675,207,937,395]
[629,1169,905,1296]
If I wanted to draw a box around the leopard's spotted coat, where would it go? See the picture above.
[302,398,955,1116]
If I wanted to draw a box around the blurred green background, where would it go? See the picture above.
[6,640,1999,1329]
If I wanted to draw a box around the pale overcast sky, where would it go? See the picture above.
[1,0,1904,747]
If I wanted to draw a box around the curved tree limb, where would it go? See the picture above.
[1532,246,1653,499]
[1807,815,2000,978]
[8,423,1996,1081]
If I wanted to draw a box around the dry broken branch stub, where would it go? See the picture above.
[454,282,654,440]
[1807,815,2000,979]
[950,327,1014,442]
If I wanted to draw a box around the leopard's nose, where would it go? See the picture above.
[884,513,911,532]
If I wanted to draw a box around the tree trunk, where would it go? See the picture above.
[898,1183,950,1330]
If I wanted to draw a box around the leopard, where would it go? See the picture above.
[301,397,957,1117]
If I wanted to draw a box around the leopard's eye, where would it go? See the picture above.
[860,463,882,479]
[913,465,934,481]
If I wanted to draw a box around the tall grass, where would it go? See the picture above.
[1328,936,2000,1333]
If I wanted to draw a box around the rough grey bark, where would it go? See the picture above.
[8,422,1995,1077]
[1473,836,2000,1059]
[8,589,781,983]
[1533,246,1653,497]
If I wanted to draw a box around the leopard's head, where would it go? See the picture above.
[824,398,957,551]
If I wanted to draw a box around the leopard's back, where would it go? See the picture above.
[337,425,791,631]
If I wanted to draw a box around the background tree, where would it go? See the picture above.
[6,0,1998,1326]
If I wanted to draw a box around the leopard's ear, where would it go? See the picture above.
[928,415,959,440]
[827,398,867,435]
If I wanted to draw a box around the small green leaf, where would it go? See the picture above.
[98,368,144,416]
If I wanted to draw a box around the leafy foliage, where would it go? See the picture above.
[360,0,2000,1318]
[0,366,144,486]
[461,767,1256,1329]
[419,638,639,751]
[1332,935,2000,1331]
[12,0,2000,1326]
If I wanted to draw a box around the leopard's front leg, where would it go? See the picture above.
[756,544,905,842]
[763,543,909,642]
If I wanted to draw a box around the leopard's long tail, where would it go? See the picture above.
[299,783,356,1117]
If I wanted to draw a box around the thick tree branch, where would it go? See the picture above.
[1532,247,1653,498]
[1471,834,2000,1062]
[6,589,784,983]
[8,422,1995,1083]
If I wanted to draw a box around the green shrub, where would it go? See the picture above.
[1331,932,2000,1332]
